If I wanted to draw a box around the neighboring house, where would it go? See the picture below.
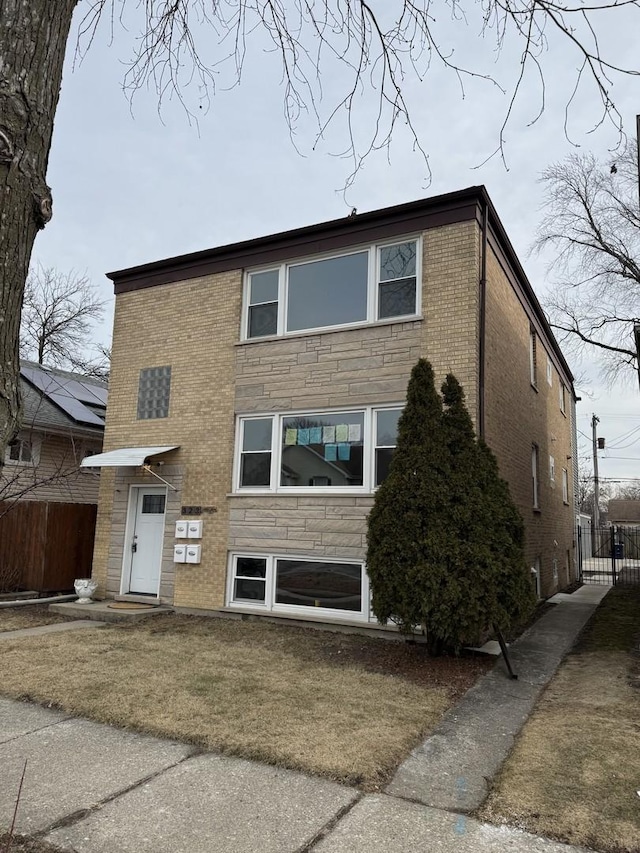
[607,500,640,526]
[1,361,107,504]
[0,363,107,593]
[86,186,577,625]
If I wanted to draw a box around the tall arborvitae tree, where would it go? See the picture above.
[366,359,450,635]
[367,363,535,653]
[440,374,535,647]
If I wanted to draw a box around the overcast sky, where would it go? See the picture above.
[32,1,640,493]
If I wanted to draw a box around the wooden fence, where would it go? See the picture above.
[0,501,97,593]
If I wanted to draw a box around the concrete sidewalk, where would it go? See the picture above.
[0,587,608,853]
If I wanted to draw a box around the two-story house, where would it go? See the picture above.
[85,186,577,626]
[1,362,107,504]
[0,362,107,593]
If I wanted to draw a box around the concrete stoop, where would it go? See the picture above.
[49,600,174,624]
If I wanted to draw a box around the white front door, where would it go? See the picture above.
[127,487,166,595]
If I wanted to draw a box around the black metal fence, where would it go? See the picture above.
[576,523,640,586]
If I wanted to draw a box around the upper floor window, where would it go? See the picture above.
[562,468,569,504]
[559,381,566,415]
[137,366,171,420]
[236,405,402,492]
[549,455,555,483]
[529,328,537,388]
[532,444,540,509]
[244,239,419,339]
[546,356,553,387]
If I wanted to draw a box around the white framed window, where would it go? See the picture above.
[243,238,420,339]
[374,409,401,486]
[562,468,569,504]
[238,418,273,488]
[559,381,566,415]
[234,405,402,493]
[532,444,540,509]
[228,553,369,621]
[546,357,553,387]
[549,455,555,483]
[529,328,537,388]
[5,434,40,466]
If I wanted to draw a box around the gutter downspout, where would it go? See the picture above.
[478,199,488,439]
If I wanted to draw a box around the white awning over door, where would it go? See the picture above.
[80,446,179,467]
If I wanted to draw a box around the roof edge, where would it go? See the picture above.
[107,186,486,287]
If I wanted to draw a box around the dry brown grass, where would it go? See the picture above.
[0,614,490,789]
[478,588,640,853]
[0,606,74,633]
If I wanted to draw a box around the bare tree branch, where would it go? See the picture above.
[77,1,640,189]
[20,265,106,372]
[536,139,640,382]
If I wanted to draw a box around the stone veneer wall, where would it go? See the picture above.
[229,497,374,562]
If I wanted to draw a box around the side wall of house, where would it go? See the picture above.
[1,433,102,504]
[483,238,575,595]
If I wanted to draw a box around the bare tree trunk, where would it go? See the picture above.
[0,0,78,464]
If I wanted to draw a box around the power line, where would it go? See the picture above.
[606,423,640,449]
[602,456,640,461]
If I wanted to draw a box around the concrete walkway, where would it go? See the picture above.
[0,620,107,641]
[387,583,610,811]
[0,586,609,853]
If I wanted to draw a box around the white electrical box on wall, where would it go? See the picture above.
[175,520,188,539]
[185,544,201,564]
[187,520,203,539]
[173,544,187,563]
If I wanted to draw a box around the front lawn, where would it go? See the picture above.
[0,606,75,633]
[0,613,492,790]
[478,586,640,853]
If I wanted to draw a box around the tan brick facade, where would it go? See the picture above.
[92,191,575,618]
[484,243,575,594]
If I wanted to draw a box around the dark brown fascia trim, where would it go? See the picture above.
[108,187,484,293]
[108,182,572,385]
[482,196,575,386]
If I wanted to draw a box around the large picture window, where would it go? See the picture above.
[244,238,420,339]
[281,411,364,487]
[288,253,368,332]
[236,406,402,493]
[228,554,368,619]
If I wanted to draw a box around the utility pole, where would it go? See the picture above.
[592,414,600,531]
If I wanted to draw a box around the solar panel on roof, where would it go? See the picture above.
[48,391,105,426]
[20,365,106,427]
[57,376,107,406]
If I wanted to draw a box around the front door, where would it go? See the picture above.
[127,487,166,595]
